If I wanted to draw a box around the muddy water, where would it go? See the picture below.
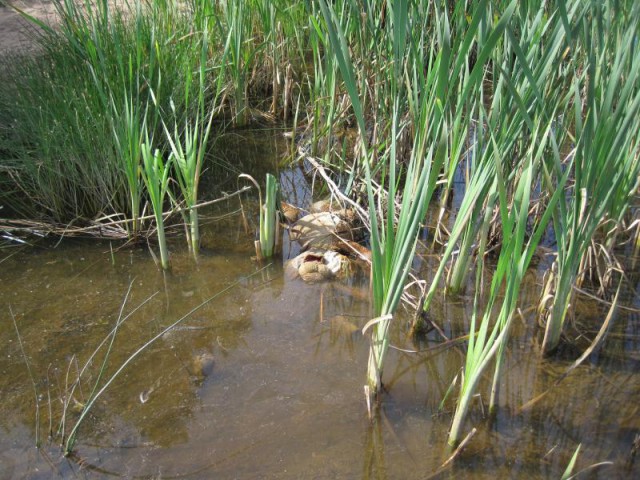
[1,130,639,479]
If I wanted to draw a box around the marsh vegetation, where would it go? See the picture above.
[1,0,639,477]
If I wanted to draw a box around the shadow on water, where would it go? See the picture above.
[1,128,639,479]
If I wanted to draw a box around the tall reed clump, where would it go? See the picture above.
[109,91,147,236]
[313,0,637,437]
[253,0,302,119]
[539,0,640,355]
[404,0,640,442]
[1,0,313,230]
[316,0,555,402]
[0,0,222,230]
[215,0,308,123]
[409,0,581,443]
[447,156,541,446]
[306,12,338,161]
[140,142,171,270]
[446,105,571,445]
[416,0,577,314]
[220,0,251,127]
[162,23,226,260]
[318,0,452,402]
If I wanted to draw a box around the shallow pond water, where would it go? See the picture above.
[1,129,639,479]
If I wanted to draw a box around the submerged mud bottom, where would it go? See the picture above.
[0,130,639,479]
[1,231,639,479]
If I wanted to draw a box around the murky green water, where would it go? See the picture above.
[1,130,639,479]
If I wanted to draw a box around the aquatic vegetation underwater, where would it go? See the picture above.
[1,0,639,473]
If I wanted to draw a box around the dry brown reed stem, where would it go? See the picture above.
[572,285,640,313]
[304,155,368,221]
[423,428,478,480]
[0,186,252,239]
[440,428,477,468]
